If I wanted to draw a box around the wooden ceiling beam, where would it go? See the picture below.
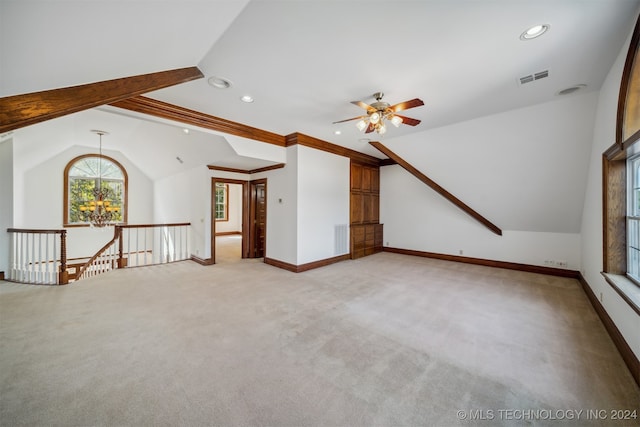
[370,140,502,236]
[110,96,287,147]
[0,66,204,134]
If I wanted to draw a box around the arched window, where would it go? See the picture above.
[63,154,128,226]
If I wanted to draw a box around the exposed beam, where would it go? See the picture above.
[0,67,204,134]
[111,96,286,147]
[370,141,502,236]
[207,163,285,174]
[286,133,382,166]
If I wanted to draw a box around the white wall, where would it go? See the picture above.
[0,138,14,274]
[154,166,209,259]
[215,183,242,234]
[581,17,640,360]
[257,146,298,265]
[296,145,350,264]
[382,165,582,269]
[379,91,598,271]
[15,144,153,259]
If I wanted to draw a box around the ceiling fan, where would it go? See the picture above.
[333,92,424,135]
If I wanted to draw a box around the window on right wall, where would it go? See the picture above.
[627,153,640,283]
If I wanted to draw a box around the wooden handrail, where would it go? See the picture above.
[7,228,65,234]
[117,222,190,229]
[75,228,121,280]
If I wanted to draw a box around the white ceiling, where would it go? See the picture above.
[2,0,639,169]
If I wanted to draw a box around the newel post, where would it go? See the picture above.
[58,230,69,285]
[116,226,127,268]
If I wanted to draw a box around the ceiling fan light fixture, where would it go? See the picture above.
[391,115,403,127]
[370,112,380,124]
[356,119,368,131]
[378,123,387,135]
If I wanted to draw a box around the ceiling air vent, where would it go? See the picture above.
[519,69,549,86]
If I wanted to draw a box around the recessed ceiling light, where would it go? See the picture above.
[182,128,190,134]
[556,84,587,96]
[520,24,550,40]
[334,130,342,135]
[240,95,254,103]
[208,76,232,89]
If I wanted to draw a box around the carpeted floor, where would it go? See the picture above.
[1,252,638,426]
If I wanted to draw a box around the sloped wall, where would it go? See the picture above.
[380,91,597,270]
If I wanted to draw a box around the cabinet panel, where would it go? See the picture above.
[350,193,363,224]
[351,163,362,190]
[371,168,380,192]
[362,167,372,191]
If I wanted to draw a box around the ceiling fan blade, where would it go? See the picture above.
[332,116,366,124]
[390,98,424,112]
[351,100,376,112]
[395,115,421,126]
[365,123,376,133]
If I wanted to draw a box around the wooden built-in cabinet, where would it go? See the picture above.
[350,161,383,259]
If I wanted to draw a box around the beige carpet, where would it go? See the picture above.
[215,235,243,264]
[1,253,638,426]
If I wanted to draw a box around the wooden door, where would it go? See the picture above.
[250,180,267,258]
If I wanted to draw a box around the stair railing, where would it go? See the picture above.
[6,228,68,285]
[75,231,120,281]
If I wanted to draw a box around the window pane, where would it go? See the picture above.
[67,155,126,224]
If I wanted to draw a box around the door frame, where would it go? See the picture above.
[249,178,267,258]
[211,178,250,263]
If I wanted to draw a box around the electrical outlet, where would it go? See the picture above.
[599,292,603,302]
[459,250,464,255]
[555,260,568,268]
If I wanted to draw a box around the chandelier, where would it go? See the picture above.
[78,130,120,227]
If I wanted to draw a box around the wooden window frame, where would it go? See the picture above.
[215,183,229,222]
[603,14,640,313]
[63,154,128,227]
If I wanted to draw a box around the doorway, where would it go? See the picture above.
[249,179,267,258]
[210,178,267,263]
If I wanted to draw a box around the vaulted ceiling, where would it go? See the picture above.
[1,1,639,176]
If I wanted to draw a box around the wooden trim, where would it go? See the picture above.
[111,96,286,147]
[578,273,640,387]
[250,163,286,174]
[215,231,242,237]
[264,254,350,273]
[207,163,285,174]
[0,271,4,281]
[602,154,627,274]
[7,228,65,234]
[118,222,190,229]
[286,133,382,166]
[617,15,640,145]
[379,158,397,166]
[370,141,503,236]
[383,247,579,278]
[190,255,215,266]
[211,178,251,261]
[0,67,203,134]
[63,153,129,227]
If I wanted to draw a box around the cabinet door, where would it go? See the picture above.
[362,166,372,192]
[371,168,380,192]
[351,163,362,191]
[351,193,363,224]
